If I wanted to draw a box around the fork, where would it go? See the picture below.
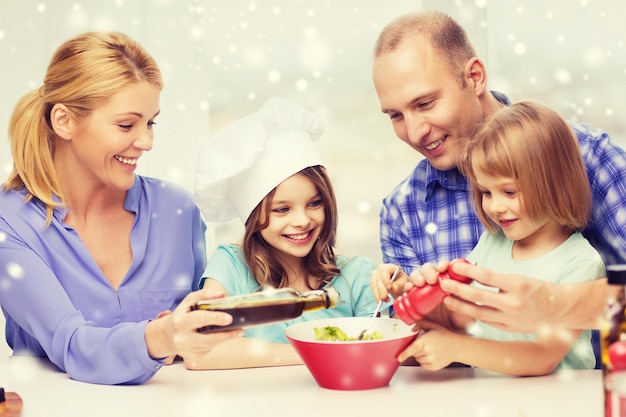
[356,267,401,340]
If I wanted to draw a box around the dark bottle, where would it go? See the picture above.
[602,265,626,417]
[191,287,339,334]
[394,258,472,324]
[0,387,23,417]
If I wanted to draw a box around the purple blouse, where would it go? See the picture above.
[0,176,206,384]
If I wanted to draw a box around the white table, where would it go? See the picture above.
[0,354,603,417]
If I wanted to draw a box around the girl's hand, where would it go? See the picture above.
[370,264,408,302]
[406,261,450,288]
[401,261,452,298]
[397,318,462,371]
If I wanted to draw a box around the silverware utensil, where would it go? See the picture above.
[357,267,401,340]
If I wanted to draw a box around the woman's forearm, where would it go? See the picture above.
[183,338,303,370]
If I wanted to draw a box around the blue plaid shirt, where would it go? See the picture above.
[380,92,626,275]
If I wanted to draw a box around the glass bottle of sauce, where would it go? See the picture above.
[191,287,339,333]
[602,265,626,417]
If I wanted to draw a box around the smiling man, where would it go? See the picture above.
[370,11,626,337]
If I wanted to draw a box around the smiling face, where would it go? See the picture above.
[372,35,485,171]
[259,172,325,265]
[56,81,161,192]
[473,169,565,256]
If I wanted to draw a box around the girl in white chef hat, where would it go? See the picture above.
[186,97,387,369]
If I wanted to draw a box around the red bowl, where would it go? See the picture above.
[285,317,418,390]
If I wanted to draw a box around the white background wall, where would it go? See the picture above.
[1,0,624,266]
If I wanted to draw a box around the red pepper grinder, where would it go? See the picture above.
[394,258,472,325]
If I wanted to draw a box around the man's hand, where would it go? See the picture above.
[440,261,607,332]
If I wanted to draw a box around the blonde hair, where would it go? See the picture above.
[5,31,162,224]
[243,166,340,290]
[373,11,476,87]
[459,101,591,234]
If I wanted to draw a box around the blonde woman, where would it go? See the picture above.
[0,32,240,385]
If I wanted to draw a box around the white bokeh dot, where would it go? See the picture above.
[513,42,527,55]
[175,275,190,287]
[268,70,281,83]
[356,201,371,215]
[425,222,438,235]
[554,68,573,85]
[299,39,331,70]
[7,262,25,280]
[189,26,204,40]
[295,79,309,91]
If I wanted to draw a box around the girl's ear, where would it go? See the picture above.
[49,103,73,140]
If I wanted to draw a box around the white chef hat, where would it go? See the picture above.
[194,97,324,223]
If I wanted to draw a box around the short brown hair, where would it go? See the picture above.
[459,101,591,233]
[374,11,476,86]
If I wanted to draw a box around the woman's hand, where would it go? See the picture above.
[145,288,243,361]
[153,310,175,364]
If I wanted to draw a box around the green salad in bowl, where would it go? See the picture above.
[313,325,383,341]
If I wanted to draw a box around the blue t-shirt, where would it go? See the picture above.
[0,176,207,384]
[201,244,387,343]
[467,231,605,370]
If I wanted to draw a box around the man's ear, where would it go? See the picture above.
[464,57,487,96]
[49,103,73,140]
